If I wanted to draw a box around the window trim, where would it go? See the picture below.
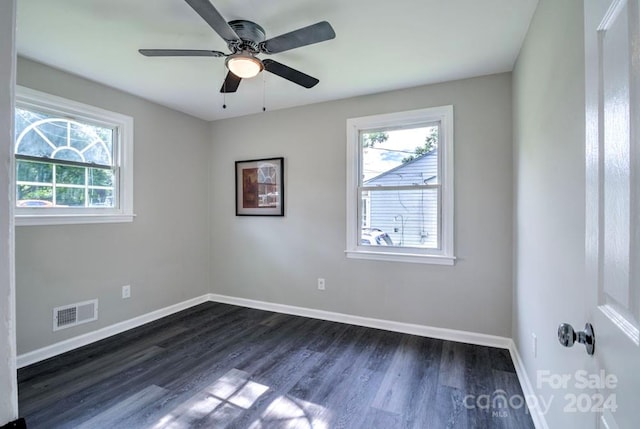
[14,86,134,226]
[345,105,455,265]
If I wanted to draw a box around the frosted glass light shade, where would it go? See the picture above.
[226,55,263,78]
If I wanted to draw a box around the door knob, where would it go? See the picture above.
[557,322,595,355]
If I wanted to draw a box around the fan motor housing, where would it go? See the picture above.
[228,20,265,53]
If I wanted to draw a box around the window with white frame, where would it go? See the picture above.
[346,106,455,265]
[14,86,134,226]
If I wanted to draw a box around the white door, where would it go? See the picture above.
[585,1,640,428]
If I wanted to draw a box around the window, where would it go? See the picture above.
[14,86,134,225]
[346,106,455,265]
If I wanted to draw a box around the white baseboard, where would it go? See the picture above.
[16,294,210,368]
[508,340,549,429]
[207,293,512,349]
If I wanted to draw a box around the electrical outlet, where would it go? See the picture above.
[532,332,537,358]
[317,278,325,290]
[122,285,131,299]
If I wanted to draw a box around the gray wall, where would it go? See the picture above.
[0,0,18,422]
[513,0,596,426]
[15,58,211,354]
[209,73,514,337]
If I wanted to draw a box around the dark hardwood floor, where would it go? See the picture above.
[18,302,535,429]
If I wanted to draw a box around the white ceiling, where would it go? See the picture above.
[16,0,538,121]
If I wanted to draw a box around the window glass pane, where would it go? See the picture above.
[361,188,439,249]
[15,107,48,136]
[88,168,114,187]
[16,160,53,183]
[56,187,85,207]
[362,126,439,184]
[81,144,112,166]
[15,109,54,158]
[56,165,85,185]
[14,132,52,158]
[37,120,68,148]
[52,146,83,163]
[17,185,53,205]
[15,107,114,166]
[17,112,69,152]
[89,189,114,207]
[70,123,113,165]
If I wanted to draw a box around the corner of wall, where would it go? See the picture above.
[0,0,19,422]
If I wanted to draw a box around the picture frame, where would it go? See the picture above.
[235,157,284,216]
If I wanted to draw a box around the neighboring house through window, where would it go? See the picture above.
[14,86,134,226]
[346,106,455,265]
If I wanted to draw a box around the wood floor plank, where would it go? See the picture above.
[285,324,366,404]
[143,369,259,429]
[19,330,169,387]
[398,336,443,428]
[491,369,536,429]
[371,334,441,418]
[488,347,517,373]
[18,304,535,429]
[369,336,415,412]
[337,330,408,429]
[75,384,169,429]
[463,342,494,396]
[245,393,328,429]
[20,345,166,418]
[426,385,469,429]
[22,325,186,398]
[358,407,403,429]
[24,365,161,427]
[258,313,288,327]
[439,340,467,389]
[227,348,325,429]
[297,327,384,427]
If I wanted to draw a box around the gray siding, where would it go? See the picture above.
[365,151,438,248]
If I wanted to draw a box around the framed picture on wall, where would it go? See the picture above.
[235,157,284,216]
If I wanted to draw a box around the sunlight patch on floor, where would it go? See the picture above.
[248,395,330,429]
[152,368,269,429]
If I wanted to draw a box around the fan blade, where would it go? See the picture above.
[184,0,239,42]
[220,71,242,93]
[261,21,335,54]
[263,59,319,88]
[139,49,225,57]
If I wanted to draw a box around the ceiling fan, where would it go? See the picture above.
[139,0,336,93]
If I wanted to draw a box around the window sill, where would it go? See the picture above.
[345,249,456,265]
[16,213,136,226]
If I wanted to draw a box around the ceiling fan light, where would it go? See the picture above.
[226,54,263,79]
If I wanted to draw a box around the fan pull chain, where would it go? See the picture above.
[222,63,227,109]
[262,72,267,112]
[222,86,227,109]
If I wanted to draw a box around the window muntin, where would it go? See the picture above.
[14,86,134,225]
[346,106,454,265]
